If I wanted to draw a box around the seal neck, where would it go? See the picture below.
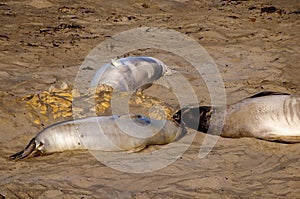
[172,106,213,133]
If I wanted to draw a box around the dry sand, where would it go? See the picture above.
[0,0,299,198]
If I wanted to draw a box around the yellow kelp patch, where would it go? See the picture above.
[19,82,174,124]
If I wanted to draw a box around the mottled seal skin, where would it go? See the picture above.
[10,114,182,160]
[174,92,300,143]
[91,56,170,92]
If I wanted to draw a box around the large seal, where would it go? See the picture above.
[174,91,300,143]
[10,114,182,160]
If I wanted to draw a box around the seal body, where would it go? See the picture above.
[223,94,300,142]
[91,56,170,92]
[174,92,300,143]
[10,114,182,160]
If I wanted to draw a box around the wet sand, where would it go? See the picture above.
[0,0,299,198]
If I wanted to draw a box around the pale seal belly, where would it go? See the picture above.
[10,114,182,160]
[173,92,300,143]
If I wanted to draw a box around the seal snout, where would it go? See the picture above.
[10,138,41,161]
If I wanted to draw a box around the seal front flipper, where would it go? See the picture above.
[257,133,300,143]
[249,91,290,99]
[126,144,147,153]
[10,138,42,160]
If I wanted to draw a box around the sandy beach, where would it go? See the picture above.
[0,0,299,198]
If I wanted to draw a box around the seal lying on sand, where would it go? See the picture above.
[91,56,171,92]
[10,91,299,160]
[173,92,300,143]
[10,114,182,160]
[10,57,176,160]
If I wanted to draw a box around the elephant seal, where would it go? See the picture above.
[173,91,300,143]
[90,56,171,92]
[10,114,182,160]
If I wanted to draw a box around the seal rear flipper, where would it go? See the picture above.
[10,138,39,160]
[249,91,290,99]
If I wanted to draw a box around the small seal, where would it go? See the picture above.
[174,91,300,143]
[10,114,182,160]
[90,56,171,92]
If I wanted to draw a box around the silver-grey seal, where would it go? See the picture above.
[10,114,182,160]
[174,91,300,143]
[90,56,171,92]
